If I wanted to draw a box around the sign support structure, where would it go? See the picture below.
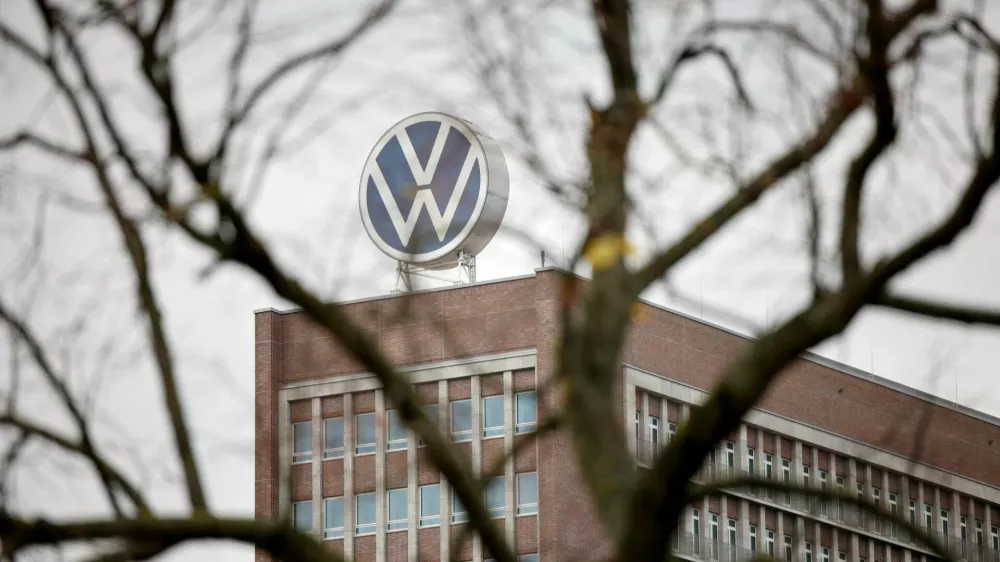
[393,251,476,293]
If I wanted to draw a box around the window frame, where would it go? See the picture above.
[692,508,701,536]
[802,465,810,486]
[515,391,537,434]
[764,454,773,480]
[482,395,504,439]
[386,410,407,451]
[766,530,775,557]
[924,503,933,529]
[648,416,660,449]
[323,417,344,460]
[727,518,737,545]
[708,512,719,540]
[821,546,830,562]
[941,508,950,536]
[419,484,441,528]
[749,524,757,552]
[451,399,473,442]
[355,493,376,536]
[806,542,813,562]
[783,534,792,562]
[747,447,756,474]
[387,488,408,531]
[292,421,313,464]
[355,413,376,456]
[323,497,344,540]
[725,441,735,468]
[516,472,538,516]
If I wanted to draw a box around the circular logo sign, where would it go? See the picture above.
[359,112,509,268]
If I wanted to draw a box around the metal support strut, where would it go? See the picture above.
[393,251,476,293]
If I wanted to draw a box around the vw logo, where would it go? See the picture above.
[359,112,509,268]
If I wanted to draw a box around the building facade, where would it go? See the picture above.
[254,268,1000,562]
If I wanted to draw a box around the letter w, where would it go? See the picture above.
[369,125,478,248]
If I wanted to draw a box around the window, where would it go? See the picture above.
[452,493,468,524]
[323,418,344,459]
[749,525,757,552]
[991,525,999,549]
[961,516,967,542]
[709,513,719,540]
[806,542,813,562]
[324,497,344,539]
[819,470,828,489]
[482,395,504,439]
[784,535,792,562]
[803,465,811,487]
[419,484,440,527]
[764,454,773,479]
[517,472,538,515]
[485,477,505,518]
[355,493,376,535]
[634,411,640,445]
[356,413,375,455]
[859,558,866,562]
[909,500,916,525]
[294,500,312,533]
[386,410,407,451]
[975,520,983,545]
[941,509,949,536]
[387,488,408,531]
[667,422,677,443]
[822,547,830,562]
[519,555,539,562]
[924,504,932,529]
[766,531,775,557]
[888,493,897,513]
[838,552,847,562]
[649,416,660,449]
[515,391,536,434]
[872,487,880,507]
[748,447,756,475]
[693,509,700,536]
[417,404,438,447]
[836,475,845,491]
[857,482,864,500]
[781,459,790,482]
[293,422,312,463]
[725,442,735,468]
[727,519,737,544]
[451,400,472,442]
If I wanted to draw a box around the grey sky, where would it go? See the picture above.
[2,0,1000,560]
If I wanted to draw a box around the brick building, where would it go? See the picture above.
[254,267,1000,562]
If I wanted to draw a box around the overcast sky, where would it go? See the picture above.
[2,0,1000,560]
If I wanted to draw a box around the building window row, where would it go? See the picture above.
[293,391,538,463]
[292,472,538,537]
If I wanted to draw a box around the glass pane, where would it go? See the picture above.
[451,400,472,433]
[388,489,408,524]
[517,473,537,507]
[486,477,505,511]
[453,493,467,520]
[483,396,504,436]
[294,501,312,532]
[516,392,536,425]
[294,422,312,454]
[357,494,376,525]
[325,418,344,451]
[325,497,344,531]
[357,413,375,444]
[420,485,440,517]
[387,410,406,447]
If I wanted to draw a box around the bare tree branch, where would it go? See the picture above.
[649,43,751,109]
[0,514,344,562]
[0,415,147,516]
[0,300,132,517]
[632,77,865,292]
[876,292,1000,326]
